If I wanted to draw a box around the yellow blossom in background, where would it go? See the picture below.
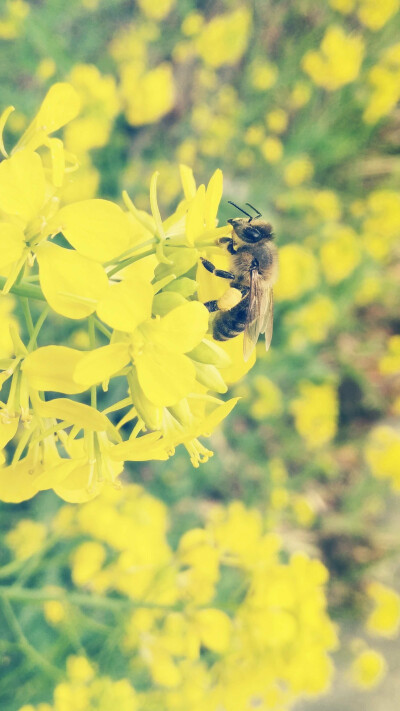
[250,375,283,419]
[0,0,29,39]
[364,43,400,123]
[137,0,175,21]
[362,189,400,260]
[266,108,288,134]
[121,62,175,125]
[365,425,400,490]
[290,382,338,449]
[358,0,399,30]
[290,80,312,108]
[379,335,400,375]
[302,26,364,90]
[320,225,362,283]
[350,648,387,689]
[196,8,252,67]
[275,244,319,301]
[64,64,120,154]
[261,136,283,163]
[329,0,355,11]
[249,59,278,90]
[366,581,400,637]
[36,57,57,81]
[292,494,316,527]
[285,295,337,348]
[284,156,314,187]
[5,519,47,559]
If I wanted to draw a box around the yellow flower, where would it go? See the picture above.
[137,0,175,20]
[284,156,314,187]
[249,59,278,90]
[250,376,283,419]
[350,648,387,689]
[266,108,288,134]
[121,63,175,126]
[365,425,400,490]
[358,0,399,30]
[196,8,252,67]
[5,519,47,558]
[302,26,364,90]
[260,136,283,163]
[366,582,400,637]
[320,225,361,283]
[379,336,400,375]
[285,295,337,348]
[364,43,400,123]
[275,244,319,301]
[362,189,400,259]
[290,382,338,449]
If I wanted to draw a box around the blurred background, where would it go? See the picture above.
[1,0,400,709]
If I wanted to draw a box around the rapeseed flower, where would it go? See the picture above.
[290,382,338,449]
[302,26,364,90]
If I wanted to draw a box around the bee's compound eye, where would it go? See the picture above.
[242,226,261,242]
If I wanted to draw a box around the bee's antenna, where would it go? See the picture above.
[228,201,253,219]
[245,203,262,218]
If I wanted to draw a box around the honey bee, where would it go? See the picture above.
[201,202,278,361]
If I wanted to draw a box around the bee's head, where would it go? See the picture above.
[228,217,274,243]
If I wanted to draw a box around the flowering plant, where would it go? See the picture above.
[0,83,254,504]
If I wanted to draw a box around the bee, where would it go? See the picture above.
[201,202,278,361]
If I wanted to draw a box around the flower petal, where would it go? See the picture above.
[54,199,132,262]
[141,302,208,354]
[36,398,110,431]
[97,277,153,332]
[0,223,26,268]
[22,346,87,394]
[0,150,45,222]
[74,343,130,387]
[136,346,196,406]
[37,243,108,319]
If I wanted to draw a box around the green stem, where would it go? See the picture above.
[20,298,34,338]
[27,304,50,351]
[94,317,112,340]
[0,275,46,301]
[0,585,181,612]
[107,248,155,278]
[1,596,62,679]
[104,237,157,266]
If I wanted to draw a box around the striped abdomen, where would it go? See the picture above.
[213,293,250,341]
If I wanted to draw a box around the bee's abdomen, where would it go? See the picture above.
[213,295,249,341]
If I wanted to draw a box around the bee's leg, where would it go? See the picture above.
[204,300,220,313]
[200,258,235,280]
[218,237,237,254]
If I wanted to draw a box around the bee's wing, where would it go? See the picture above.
[243,269,274,361]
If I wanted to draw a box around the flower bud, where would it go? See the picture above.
[192,361,227,393]
[188,339,232,368]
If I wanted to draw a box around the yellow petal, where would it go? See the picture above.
[37,243,108,319]
[0,150,45,222]
[179,164,197,200]
[186,184,206,245]
[0,417,19,448]
[54,199,132,262]
[73,343,130,387]
[36,398,110,431]
[0,223,26,268]
[141,302,208,354]
[204,169,223,228]
[0,455,41,503]
[22,346,87,394]
[218,333,256,383]
[26,83,81,136]
[54,463,102,503]
[110,432,169,461]
[97,277,153,332]
[193,608,231,652]
[135,346,196,407]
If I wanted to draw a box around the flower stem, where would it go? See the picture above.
[0,275,46,301]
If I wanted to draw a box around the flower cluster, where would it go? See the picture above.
[0,84,252,504]
[7,484,338,711]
